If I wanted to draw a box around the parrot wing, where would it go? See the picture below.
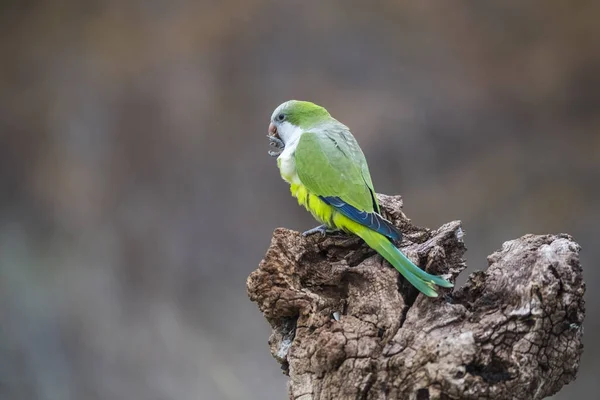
[294,128,401,241]
[333,126,381,213]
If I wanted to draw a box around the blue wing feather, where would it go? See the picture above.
[320,196,402,241]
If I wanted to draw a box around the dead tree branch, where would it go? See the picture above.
[247,195,585,400]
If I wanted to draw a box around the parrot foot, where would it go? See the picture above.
[267,135,284,157]
[302,224,336,237]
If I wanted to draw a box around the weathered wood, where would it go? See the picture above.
[247,195,585,400]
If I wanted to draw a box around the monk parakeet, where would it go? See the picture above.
[267,100,453,297]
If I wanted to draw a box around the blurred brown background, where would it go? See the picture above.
[1,1,598,399]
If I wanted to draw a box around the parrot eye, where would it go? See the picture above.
[276,113,285,122]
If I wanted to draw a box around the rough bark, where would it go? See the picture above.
[247,195,585,400]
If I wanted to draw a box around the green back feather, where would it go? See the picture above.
[294,123,377,212]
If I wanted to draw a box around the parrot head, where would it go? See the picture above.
[268,100,330,145]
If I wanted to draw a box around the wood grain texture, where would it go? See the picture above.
[247,195,585,400]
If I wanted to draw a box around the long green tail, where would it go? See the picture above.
[355,227,453,297]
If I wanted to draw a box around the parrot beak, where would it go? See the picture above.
[268,122,278,138]
[267,122,284,157]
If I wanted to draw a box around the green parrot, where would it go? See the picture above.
[267,100,453,297]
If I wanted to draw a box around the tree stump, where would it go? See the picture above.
[247,195,585,400]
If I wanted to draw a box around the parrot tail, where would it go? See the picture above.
[355,228,453,297]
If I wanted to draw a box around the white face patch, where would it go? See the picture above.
[274,120,303,185]
[271,101,302,144]
[276,121,303,145]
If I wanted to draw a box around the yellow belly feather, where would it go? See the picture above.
[290,182,363,234]
[278,155,363,234]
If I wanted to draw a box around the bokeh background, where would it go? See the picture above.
[1,1,598,399]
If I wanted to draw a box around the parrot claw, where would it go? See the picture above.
[302,224,329,237]
[267,135,285,157]
[268,135,285,148]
